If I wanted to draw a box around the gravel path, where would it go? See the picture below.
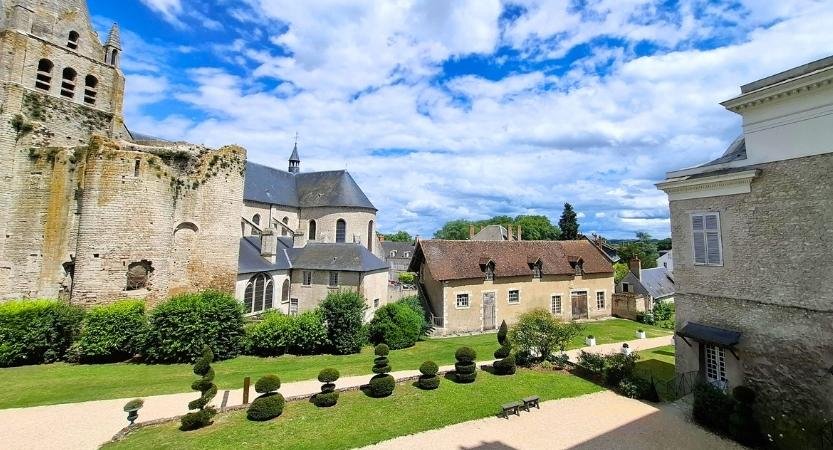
[363,390,741,450]
[0,336,671,450]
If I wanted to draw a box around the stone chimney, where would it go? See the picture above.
[628,257,641,280]
[469,224,476,239]
[260,229,277,263]
[517,225,523,241]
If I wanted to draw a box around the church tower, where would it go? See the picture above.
[289,142,301,174]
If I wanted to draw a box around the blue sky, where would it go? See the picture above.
[88,0,833,239]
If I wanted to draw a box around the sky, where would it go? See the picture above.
[86,0,833,239]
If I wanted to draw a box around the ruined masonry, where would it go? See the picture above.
[0,1,245,305]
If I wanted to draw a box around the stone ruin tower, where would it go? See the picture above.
[0,0,246,305]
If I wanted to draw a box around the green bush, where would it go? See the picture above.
[652,301,674,321]
[455,346,476,363]
[693,382,734,434]
[603,352,639,387]
[492,321,516,375]
[419,360,439,376]
[144,291,244,363]
[509,309,583,361]
[313,391,339,407]
[418,360,440,390]
[547,353,569,369]
[76,300,147,363]
[248,374,285,420]
[180,346,217,431]
[320,291,367,355]
[367,302,423,349]
[454,346,477,383]
[285,310,328,355]
[729,386,761,446]
[396,296,430,336]
[368,344,394,397]
[318,367,340,384]
[577,351,605,375]
[255,374,281,393]
[636,311,656,325]
[245,312,291,356]
[618,376,650,399]
[0,299,85,367]
[314,368,341,407]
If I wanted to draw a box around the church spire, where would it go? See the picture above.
[104,23,121,67]
[288,134,300,174]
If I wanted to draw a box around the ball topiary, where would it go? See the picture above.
[313,367,341,407]
[454,347,477,383]
[318,367,340,384]
[255,374,281,394]
[417,360,440,390]
[419,360,439,376]
[247,374,285,421]
[368,344,394,397]
[455,346,476,363]
[180,346,217,431]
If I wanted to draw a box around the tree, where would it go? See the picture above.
[618,232,659,269]
[398,272,416,284]
[383,231,412,242]
[558,203,580,240]
[433,219,472,240]
[656,238,672,252]
[180,346,217,430]
[492,320,516,375]
[513,215,560,240]
[509,309,584,360]
[320,291,367,355]
[367,303,423,350]
[417,361,440,390]
[614,262,630,284]
[454,347,477,383]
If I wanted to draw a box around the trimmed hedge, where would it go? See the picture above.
[454,346,477,383]
[367,302,423,350]
[0,299,85,367]
[693,382,734,434]
[248,374,285,421]
[245,310,328,357]
[143,291,245,363]
[369,344,394,397]
[320,291,367,355]
[314,367,341,407]
[417,360,440,390]
[76,300,147,363]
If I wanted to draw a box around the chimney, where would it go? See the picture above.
[260,229,277,263]
[517,225,523,241]
[469,224,475,239]
[378,234,385,242]
[507,224,513,241]
[628,257,641,280]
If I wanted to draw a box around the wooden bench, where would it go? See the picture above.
[500,401,521,418]
[521,395,540,411]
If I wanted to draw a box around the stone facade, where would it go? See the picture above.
[0,1,245,305]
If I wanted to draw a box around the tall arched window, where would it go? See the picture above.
[282,279,290,302]
[60,68,76,98]
[35,59,53,91]
[83,75,98,105]
[308,220,317,240]
[367,220,374,252]
[244,273,274,314]
[67,31,79,49]
[335,219,346,243]
[282,217,289,236]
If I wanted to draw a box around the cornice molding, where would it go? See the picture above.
[656,170,760,201]
[721,70,833,113]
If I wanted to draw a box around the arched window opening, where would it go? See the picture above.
[83,75,98,105]
[60,68,77,98]
[308,220,317,240]
[107,49,120,66]
[282,217,289,236]
[126,260,153,291]
[252,214,261,226]
[367,220,374,252]
[35,59,53,91]
[335,219,347,243]
[281,279,290,302]
[67,31,79,49]
[244,273,275,314]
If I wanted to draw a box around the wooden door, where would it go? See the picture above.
[483,292,496,330]
[571,291,588,319]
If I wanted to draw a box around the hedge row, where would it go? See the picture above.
[244,310,328,357]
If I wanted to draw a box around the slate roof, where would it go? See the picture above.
[239,237,388,274]
[409,239,613,281]
[471,225,509,241]
[381,241,415,258]
[697,136,747,169]
[618,267,675,300]
[238,236,292,274]
[244,162,376,210]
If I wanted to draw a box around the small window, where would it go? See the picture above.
[35,59,53,91]
[403,251,411,258]
[484,263,494,281]
[596,291,605,309]
[107,48,120,66]
[308,220,317,240]
[252,214,260,226]
[303,271,312,286]
[532,262,542,279]
[61,67,77,98]
[289,298,299,316]
[83,75,98,105]
[373,298,380,308]
[508,289,520,304]
[133,159,140,177]
[692,213,722,266]
[126,261,153,291]
[704,344,727,386]
[335,219,346,243]
[551,295,562,314]
[67,31,79,49]
[282,217,289,236]
[574,262,583,276]
[622,282,630,293]
[390,250,397,257]
[367,220,374,252]
[329,271,339,287]
[456,293,469,308]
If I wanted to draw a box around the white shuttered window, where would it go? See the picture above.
[692,213,722,266]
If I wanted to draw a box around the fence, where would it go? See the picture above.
[662,370,701,401]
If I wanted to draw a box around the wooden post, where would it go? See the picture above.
[220,390,230,411]
[243,377,251,404]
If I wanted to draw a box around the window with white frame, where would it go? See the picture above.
[704,344,727,386]
[596,291,605,309]
[289,298,299,316]
[456,293,469,308]
[303,271,312,286]
[243,272,274,314]
[328,271,339,287]
[692,213,722,266]
[508,289,520,304]
[551,295,562,314]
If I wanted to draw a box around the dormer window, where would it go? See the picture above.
[485,265,494,281]
[67,31,79,50]
[479,258,495,281]
[568,256,584,276]
[528,257,542,279]
[390,250,397,257]
[404,251,411,258]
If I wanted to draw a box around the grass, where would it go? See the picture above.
[633,345,676,399]
[104,369,603,450]
[0,318,669,409]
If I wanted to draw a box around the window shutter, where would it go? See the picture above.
[692,214,707,264]
[706,231,721,264]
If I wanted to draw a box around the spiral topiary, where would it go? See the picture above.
[180,346,217,431]
[313,367,341,407]
[247,374,285,421]
[368,344,395,397]
[454,346,477,383]
[417,360,440,390]
[492,320,516,375]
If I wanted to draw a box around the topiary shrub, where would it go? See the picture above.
[454,346,477,383]
[247,374,285,421]
[729,386,762,446]
[367,302,423,350]
[77,300,147,363]
[313,368,341,407]
[417,360,440,390]
[180,346,217,430]
[368,344,395,397]
[0,299,85,367]
[492,321,516,375]
[320,291,367,355]
[143,291,245,363]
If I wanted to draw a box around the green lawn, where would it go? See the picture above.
[633,345,676,399]
[0,318,669,409]
[104,369,603,450]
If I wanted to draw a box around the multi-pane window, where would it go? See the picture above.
[244,273,274,314]
[456,293,469,308]
[704,344,727,387]
[551,295,562,314]
[303,271,312,286]
[508,290,520,304]
[328,271,339,287]
[289,298,299,316]
[596,291,605,309]
[335,219,346,243]
[692,213,722,266]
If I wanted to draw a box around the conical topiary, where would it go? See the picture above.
[313,367,340,407]
[368,344,395,397]
[455,346,477,383]
[492,320,516,375]
[417,360,440,390]
[180,346,217,431]
[247,374,285,421]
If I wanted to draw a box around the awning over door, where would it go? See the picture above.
[677,322,741,347]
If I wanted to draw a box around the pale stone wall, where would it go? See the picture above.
[360,270,388,320]
[669,153,833,423]
[297,207,376,249]
[285,268,385,320]
[235,270,289,314]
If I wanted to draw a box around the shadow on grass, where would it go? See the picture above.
[654,350,675,357]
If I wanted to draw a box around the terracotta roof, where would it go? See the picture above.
[410,239,613,281]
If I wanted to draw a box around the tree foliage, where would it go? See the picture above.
[320,291,367,355]
[433,215,560,240]
[558,203,580,240]
[617,232,659,269]
[613,262,630,284]
[509,309,584,360]
[656,238,672,252]
[382,231,413,242]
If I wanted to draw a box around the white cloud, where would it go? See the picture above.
[139,0,183,25]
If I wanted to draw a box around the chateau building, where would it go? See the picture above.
[657,56,833,433]
[0,1,244,304]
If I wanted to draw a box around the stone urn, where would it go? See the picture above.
[636,330,646,339]
[585,335,596,346]
[621,343,631,356]
[123,398,144,426]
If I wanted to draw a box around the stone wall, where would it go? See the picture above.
[612,292,649,321]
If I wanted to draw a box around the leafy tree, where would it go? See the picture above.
[558,203,580,240]
[180,346,217,430]
[513,215,560,240]
[398,272,416,284]
[433,219,472,240]
[320,291,367,355]
[656,238,672,252]
[613,262,630,284]
[618,232,659,269]
[367,303,423,349]
[509,309,584,361]
[383,231,413,242]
